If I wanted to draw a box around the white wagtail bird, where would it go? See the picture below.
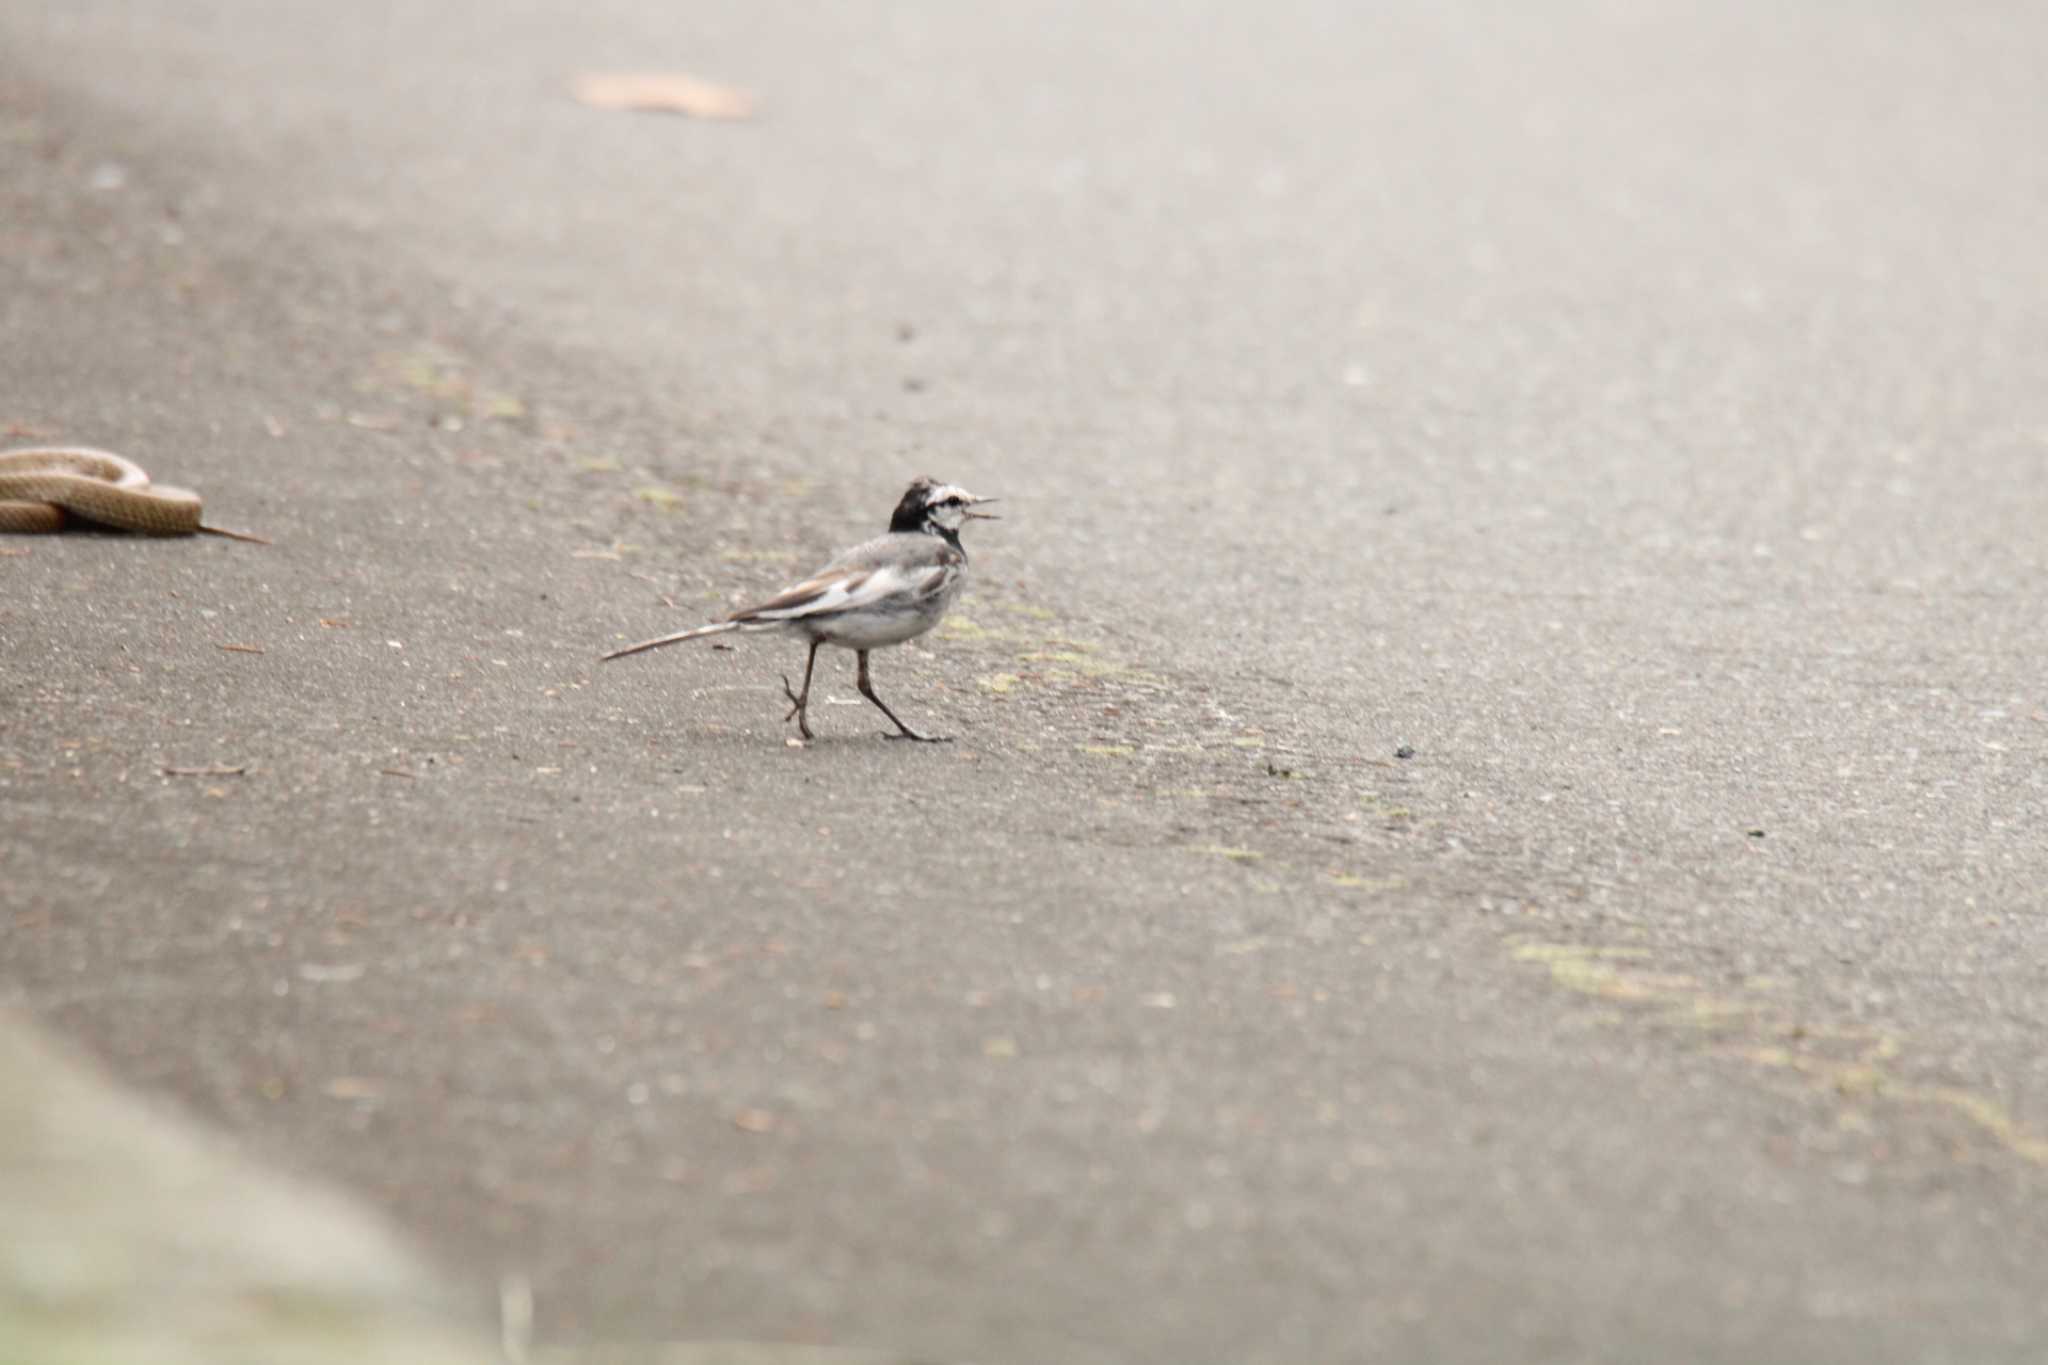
[602,476,998,743]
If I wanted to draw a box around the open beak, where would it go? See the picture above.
[963,496,1000,521]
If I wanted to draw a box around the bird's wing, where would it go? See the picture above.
[599,535,960,661]
[732,550,954,624]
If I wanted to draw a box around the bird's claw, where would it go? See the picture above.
[780,674,816,740]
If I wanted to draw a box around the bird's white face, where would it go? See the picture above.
[921,483,996,531]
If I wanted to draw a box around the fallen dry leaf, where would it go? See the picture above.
[731,1107,779,1134]
[571,71,757,121]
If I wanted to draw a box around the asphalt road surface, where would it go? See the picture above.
[5,2,2047,1361]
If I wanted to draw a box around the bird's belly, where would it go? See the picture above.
[808,604,944,649]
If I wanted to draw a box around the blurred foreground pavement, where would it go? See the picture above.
[2,1013,947,1364]
[0,1012,492,1365]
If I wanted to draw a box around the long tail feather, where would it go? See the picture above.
[600,620,741,661]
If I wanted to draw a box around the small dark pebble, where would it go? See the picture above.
[1394,745,1416,760]
[1746,828,1766,839]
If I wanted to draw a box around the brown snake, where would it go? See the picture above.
[0,447,267,542]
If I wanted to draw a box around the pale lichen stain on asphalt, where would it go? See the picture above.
[1733,1048,2048,1169]
[367,342,531,426]
[1326,873,1408,893]
[937,614,1166,691]
[1509,938,2048,1169]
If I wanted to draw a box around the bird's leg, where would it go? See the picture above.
[858,649,949,743]
[780,639,821,741]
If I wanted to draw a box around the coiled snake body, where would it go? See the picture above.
[0,447,265,541]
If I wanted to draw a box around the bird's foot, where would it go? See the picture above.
[779,675,815,740]
[883,730,952,744]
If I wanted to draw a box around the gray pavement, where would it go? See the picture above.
[4,2,2047,1361]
